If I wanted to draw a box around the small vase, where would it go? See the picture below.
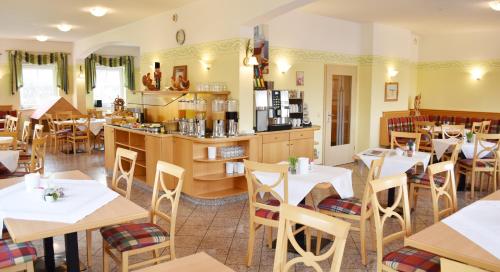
[290,168,297,175]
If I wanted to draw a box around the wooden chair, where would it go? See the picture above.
[413,121,435,133]
[316,157,384,265]
[481,120,491,134]
[86,148,138,269]
[0,239,36,272]
[33,124,44,140]
[67,115,91,154]
[408,141,462,210]
[441,124,465,139]
[390,131,421,151]
[17,136,48,175]
[5,115,18,133]
[457,133,500,199]
[427,161,458,223]
[45,113,69,152]
[101,161,185,272]
[471,122,482,134]
[272,204,351,272]
[243,160,312,267]
[417,128,435,163]
[370,174,440,272]
[0,131,18,150]
[17,120,31,152]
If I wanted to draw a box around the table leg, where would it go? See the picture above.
[43,237,56,272]
[64,232,80,272]
[457,173,466,191]
[387,187,395,206]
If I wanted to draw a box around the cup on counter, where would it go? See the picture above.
[207,146,217,160]
[25,173,41,192]
[226,162,234,174]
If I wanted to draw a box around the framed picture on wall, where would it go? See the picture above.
[172,65,188,81]
[296,71,304,86]
[384,82,399,102]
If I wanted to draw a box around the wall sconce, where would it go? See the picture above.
[79,65,84,79]
[471,68,484,81]
[243,39,258,66]
[199,60,211,71]
[387,68,399,80]
[277,60,291,74]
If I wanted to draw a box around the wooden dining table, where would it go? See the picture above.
[0,170,150,272]
[405,190,500,272]
[135,252,234,272]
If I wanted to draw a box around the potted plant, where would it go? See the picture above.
[288,157,298,175]
[466,131,474,143]
[43,187,64,202]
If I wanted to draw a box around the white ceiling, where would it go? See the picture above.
[301,0,500,35]
[0,0,195,42]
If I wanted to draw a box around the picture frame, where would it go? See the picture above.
[384,82,399,102]
[172,65,188,81]
[296,71,304,86]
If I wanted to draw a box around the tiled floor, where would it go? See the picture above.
[26,150,482,271]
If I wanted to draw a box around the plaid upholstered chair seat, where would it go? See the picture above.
[255,199,313,220]
[458,159,495,168]
[318,195,363,215]
[56,129,72,135]
[100,223,169,252]
[382,246,440,272]
[408,172,446,187]
[0,239,37,269]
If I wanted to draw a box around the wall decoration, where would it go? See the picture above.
[176,29,186,45]
[253,25,269,74]
[296,71,304,86]
[170,65,190,90]
[384,82,399,102]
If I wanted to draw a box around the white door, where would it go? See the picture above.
[323,65,357,166]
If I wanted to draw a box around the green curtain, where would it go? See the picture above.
[84,54,135,94]
[8,50,70,94]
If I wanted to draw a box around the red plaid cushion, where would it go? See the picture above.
[255,199,313,220]
[100,223,169,252]
[459,159,495,168]
[408,173,445,187]
[0,239,37,269]
[383,246,440,272]
[318,195,363,215]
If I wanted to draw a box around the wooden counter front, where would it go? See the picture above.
[104,125,319,199]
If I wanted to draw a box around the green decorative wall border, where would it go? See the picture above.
[418,59,500,70]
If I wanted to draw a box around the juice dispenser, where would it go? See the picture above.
[226,99,238,137]
[212,99,226,138]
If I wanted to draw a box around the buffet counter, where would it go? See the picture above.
[104,125,319,199]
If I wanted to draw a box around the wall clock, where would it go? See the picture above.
[176,29,185,45]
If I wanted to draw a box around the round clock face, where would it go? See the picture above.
[176,29,185,45]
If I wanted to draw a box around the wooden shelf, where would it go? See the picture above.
[137,90,230,96]
[116,142,130,148]
[196,188,247,199]
[129,145,146,152]
[193,155,249,163]
[194,173,245,181]
[135,175,146,182]
[136,160,146,168]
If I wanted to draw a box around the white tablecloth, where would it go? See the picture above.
[253,165,353,206]
[433,138,496,160]
[0,150,19,172]
[56,119,106,135]
[358,148,431,177]
[0,136,13,145]
[0,179,118,225]
[443,200,500,259]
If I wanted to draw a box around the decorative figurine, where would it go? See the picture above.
[154,62,161,90]
[113,97,125,112]
[414,94,421,116]
[142,73,157,91]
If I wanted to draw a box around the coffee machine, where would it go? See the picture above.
[226,100,238,137]
[212,99,226,138]
[254,90,269,132]
[268,90,292,131]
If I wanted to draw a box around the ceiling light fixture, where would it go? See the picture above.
[489,1,500,11]
[57,23,72,32]
[36,35,48,42]
[90,7,108,17]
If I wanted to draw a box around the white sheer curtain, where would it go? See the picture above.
[20,64,58,109]
[93,66,125,108]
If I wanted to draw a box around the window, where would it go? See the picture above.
[93,66,125,108]
[20,64,58,109]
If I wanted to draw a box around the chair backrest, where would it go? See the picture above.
[427,161,458,223]
[33,124,44,140]
[359,157,385,215]
[55,111,73,121]
[272,203,350,272]
[244,160,289,224]
[390,131,421,150]
[471,122,483,134]
[111,148,138,199]
[20,120,31,145]
[441,124,465,139]
[413,121,435,133]
[369,174,411,269]
[45,113,57,133]
[6,115,18,132]
[472,133,500,169]
[481,120,491,134]
[29,136,48,174]
[71,115,90,137]
[416,128,434,152]
[150,161,185,240]
[0,131,18,150]
[447,140,464,165]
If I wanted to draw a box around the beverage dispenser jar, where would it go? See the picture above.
[178,99,187,119]
[226,100,239,137]
[185,100,196,119]
[212,99,226,138]
[195,99,207,120]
